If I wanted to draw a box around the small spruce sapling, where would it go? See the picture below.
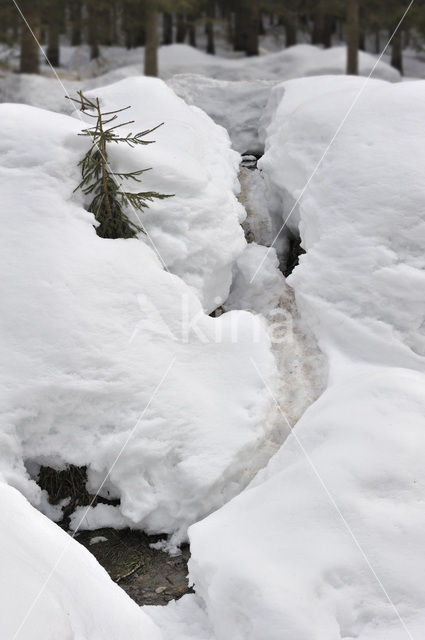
[67,90,172,239]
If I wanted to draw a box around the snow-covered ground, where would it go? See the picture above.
[0,483,163,640]
[0,77,281,551]
[2,34,425,640]
[181,76,425,640]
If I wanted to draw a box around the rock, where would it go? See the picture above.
[155,586,167,594]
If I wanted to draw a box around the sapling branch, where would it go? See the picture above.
[66,90,173,239]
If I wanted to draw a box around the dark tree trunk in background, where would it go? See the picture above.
[20,0,40,73]
[162,12,173,45]
[346,0,359,75]
[134,24,146,46]
[88,0,99,59]
[359,30,365,51]
[374,28,380,53]
[312,7,324,45]
[133,0,145,47]
[70,0,82,46]
[391,26,403,74]
[47,0,60,66]
[258,12,265,35]
[245,0,259,56]
[322,16,333,48]
[284,13,297,47]
[110,1,119,45]
[144,0,158,76]
[233,1,247,51]
[100,5,113,45]
[188,15,196,47]
[176,13,186,43]
[206,0,215,54]
[234,0,258,56]
[122,0,134,48]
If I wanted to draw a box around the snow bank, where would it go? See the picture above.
[0,80,276,541]
[104,43,401,83]
[145,595,214,640]
[86,76,245,311]
[187,77,425,638]
[1,75,246,311]
[224,243,285,314]
[0,482,162,640]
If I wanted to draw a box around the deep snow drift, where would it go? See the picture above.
[2,36,423,640]
[0,483,162,640]
[0,77,278,545]
[183,77,425,639]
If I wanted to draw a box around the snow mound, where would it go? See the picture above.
[187,76,425,639]
[0,482,162,640]
[2,75,246,311]
[145,595,214,640]
[85,76,246,311]
[160,44,400,84]
[0,86,276,540]
[224,243,285,314]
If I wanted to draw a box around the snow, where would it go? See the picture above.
[0,79,277,543]
[224,243,285,315]
[0,482,162,640]
[1,31,422,640]
[84,76,246,312]
[38,43,400,83]
[1,44,400,155]
[184,76,425,639]
[145,595,214,640]
[167,75,276,154]
[90,535,108,544]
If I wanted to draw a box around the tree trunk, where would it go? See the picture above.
[70,0,82,46]
[176,13,186,43]
[233,1,247,51]
[122,0,134,49]
[258,11,265,35]
[88,0,99,59]
[322,16,333,48]
[374,28,380,53]
[162,12,172,45]
[206,1,215,54]
[284,14,297,47]
[188,15,196,47]
[391,27,403,75]
[346,0,359,75]
[144,0,158,76]
[20,0,40,73]
[245,0,259,56]
[47,0,60,66]
[312,8,324,45]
